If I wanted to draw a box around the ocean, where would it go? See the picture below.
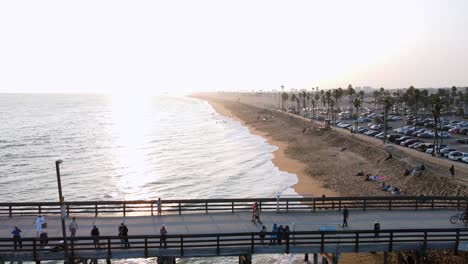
[0,94,302,263]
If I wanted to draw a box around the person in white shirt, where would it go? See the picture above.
[35,215,45,238]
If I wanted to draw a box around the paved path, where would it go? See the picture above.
[0,209,462,238]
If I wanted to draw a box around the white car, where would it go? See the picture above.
[448,152,468,162]
[462,157,468,163]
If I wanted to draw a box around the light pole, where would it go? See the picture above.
[56,159,69,263]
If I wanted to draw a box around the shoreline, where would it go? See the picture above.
[203,98,338,198]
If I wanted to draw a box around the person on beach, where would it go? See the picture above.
[269,224,278,245]
[341,206,349,227]
[450,165,455,177]
[91,225,100,248]
[373,220,380,240]
[259,226,266,245]
[277,225,284,245]
[11,226,22,250]
[35,215,45,238]
[160,225,168,248]
[69,217,78,238]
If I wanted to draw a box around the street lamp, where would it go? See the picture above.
[55,159,69,263]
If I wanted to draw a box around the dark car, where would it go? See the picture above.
[456,138,468,144]
[395,136,414,144]
[386,134,401,143]
[416,143,434,152]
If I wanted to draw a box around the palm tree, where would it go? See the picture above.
[347,84,355,114]
[431,95,442,154]
[382,92,394,143]
[353,97,361,131]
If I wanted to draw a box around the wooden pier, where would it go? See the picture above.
[0,196,467,263]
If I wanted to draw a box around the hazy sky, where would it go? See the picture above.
[1,0,467,94]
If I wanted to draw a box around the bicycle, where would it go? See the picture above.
[450,212,467,224]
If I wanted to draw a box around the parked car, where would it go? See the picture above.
[370,124,383,130]
[401,139,420,147]
[416,143,434,152]
[395,136,414,144]
[440,147,457,155]
[417,132,434,139]
[449,152,468,162]
[387,134,401,142]
[365,130,379,137]
[462,157,468,163]
[409,142,424,149]
[456,138,468,144]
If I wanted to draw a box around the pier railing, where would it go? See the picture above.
[0,228,467,261]
[0,196,467,217]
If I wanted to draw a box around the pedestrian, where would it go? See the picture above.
[277,225,284,245]
[35,215,45,238]
[120,223,130,248]
[160,225,167,248]
[253,205,262,225]
[464,203,468,227]
[69,217,78,238]
[259,225,266,245]
[450,165,455,177]
[157,197,162,216]
[251,202,258,222]
[39,231,48,246]
[118,223,125,246]
[269,224,278,245]
[341,206,349,227]
[11,226,22,250]
[283,225,291,245]
[373,220,380,240]
[91,225,100,248]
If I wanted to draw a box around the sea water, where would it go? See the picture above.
[0,94,305,263]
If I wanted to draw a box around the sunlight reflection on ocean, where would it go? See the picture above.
[0,94,303,263]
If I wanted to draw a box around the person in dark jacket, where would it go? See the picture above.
[160,225,168,248]
[11,226,22,250]
[277,225,284,245]
[121,223,130,248]
[341,206,349,227]
[373,220,381,240]
[91,225,100,248]
[259,225,266,245]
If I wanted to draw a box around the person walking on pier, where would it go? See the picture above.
[35,215,45,238]
[119,223,130,248]
[251,202,258,222]
[259,225,266,245]
[341,206,349,228]
[269,224,278,245]
[11,226,22,250]
[373,220,380,240]
[160,225,168,248]
[91,225,100,249]
[69,217,78,238]
[277,225,284,245]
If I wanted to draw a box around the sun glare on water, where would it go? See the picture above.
[109,93,156,200]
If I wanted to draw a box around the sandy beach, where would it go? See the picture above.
[205,98,338,198]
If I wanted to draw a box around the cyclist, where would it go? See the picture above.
[464,203,468,226]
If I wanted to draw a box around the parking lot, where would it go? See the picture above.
[334,114,468,164]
